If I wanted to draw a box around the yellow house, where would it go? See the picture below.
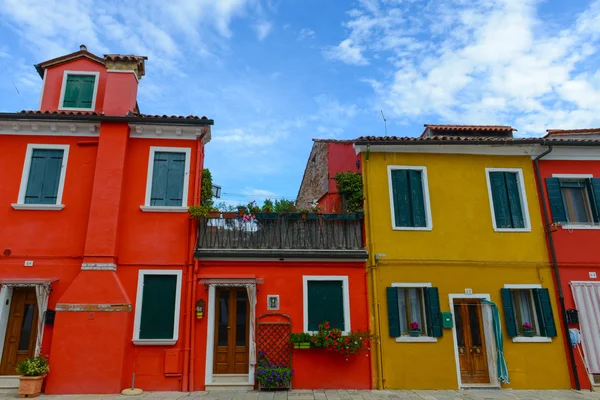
[355,125,571,390]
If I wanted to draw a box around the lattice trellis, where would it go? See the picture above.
[256,312,292,368]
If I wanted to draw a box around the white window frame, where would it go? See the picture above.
[303,276,351,335]
[391,282,437,343]
[141,146,192,212]
[133,269,183,345]
[485,168,531,232]
[551,174,600,230]
[503,284,552,343]
[387,165,433,231]
[12,144,69,211]
[58,71,100,111]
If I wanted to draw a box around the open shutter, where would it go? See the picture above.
[166,153,186,206]
[505,172,525,228]
[386,287,400,337]
[489,172,512,228]
[534,288,557,337]
[591,178,600,222]
[409,170,426,227]
[424,287,442,337]
[501,289,517,337]
[391,170,411,227]
[545,178,567,223]
[139,274,177,339]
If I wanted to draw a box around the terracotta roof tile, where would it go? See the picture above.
[19,110,101,116]
[132,113,209,120]
[103,54,148,62]
[545,128,600,136]
[357,135,531,143]
[424,124,515,131]
[312,138,356,144]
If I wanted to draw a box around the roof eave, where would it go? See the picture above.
[0,112,214,126]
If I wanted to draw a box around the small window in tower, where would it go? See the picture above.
[59,71,99,111]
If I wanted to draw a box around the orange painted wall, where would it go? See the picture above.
[192,261,371,390]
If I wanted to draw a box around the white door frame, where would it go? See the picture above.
[449,293,500,389]
[204,285,255,386]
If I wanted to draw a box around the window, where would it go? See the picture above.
[58,71,99,111]
[133,270,182,345]
[142,147,191,211]
[303,276,350,334]
[388,166,432,230]
[501,286,557,340]
[13,144,69,210]
[546,176,600,226]
[386,284,443,340]
[485,169,530,231]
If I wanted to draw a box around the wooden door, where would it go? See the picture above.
[454,299,489,384]
[213,288,249,375]
[0,288,38,375]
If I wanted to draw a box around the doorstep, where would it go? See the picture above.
[206,374,253,391]
[0,376,19,389]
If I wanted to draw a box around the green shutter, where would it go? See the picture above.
[24,149,63,205]
[62,74,96,109]
[391,170,410,227]
[307,281,344,331]
[139,274,177,339]
[424,287,443,337]
[166,153,186,206]
[409,170,426,227]
[546,178,567,223]
[386,287,400,337]
[150,152,186,206]
[505,172,525,228]
[590,178,600,223]
[77,75,96,108]
[534,288,557,337]
[489,172,512,228]
[501,288,517,337]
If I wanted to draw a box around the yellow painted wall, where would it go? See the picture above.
[364,152,571,390]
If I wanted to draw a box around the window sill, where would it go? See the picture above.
[493,228,531,233]
[391,226,432,231]
[11,204,64,211]
[133,339,177,346]
[561,224,600,230]
[396,336,438,343]
[512,336,552,343]
[58,106,95,112]
[140,206,188,213]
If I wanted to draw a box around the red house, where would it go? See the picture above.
[535,129,600,390]
[0,45,213,393]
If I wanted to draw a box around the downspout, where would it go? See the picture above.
[363,144,385,389]
[533,144,581,390]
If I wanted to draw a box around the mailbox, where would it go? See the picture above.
[567,309,579,324]
[441,312,453,328]
[45,309,55,325]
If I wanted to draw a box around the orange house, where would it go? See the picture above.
[0,46,213,393]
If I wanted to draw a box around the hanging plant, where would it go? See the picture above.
[334,171,363,213]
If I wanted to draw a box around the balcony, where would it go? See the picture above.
[194,213,367,260]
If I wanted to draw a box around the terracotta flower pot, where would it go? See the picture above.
[18,375,46,398]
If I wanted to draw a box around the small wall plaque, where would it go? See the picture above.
[267,295,280,310]
[465,288,473,295]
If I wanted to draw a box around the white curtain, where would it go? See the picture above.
[571,282,600,373]
[246,284,257,366]
[34,284,50,356]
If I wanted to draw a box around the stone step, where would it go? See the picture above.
[0,375,19,389]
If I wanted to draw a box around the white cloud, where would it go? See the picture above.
[324,39,368,66]
[298,28,316,40]
[242,187,277,197]
[254,20,272,41]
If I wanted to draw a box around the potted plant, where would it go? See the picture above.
[310,321,372,358]
[16,355,49,398]
[255,351,293,390]
[257,199,278,220]
[289,333,312,349]
[409,322,421,337]
[522,322,535,337]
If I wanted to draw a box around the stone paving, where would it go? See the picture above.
[3,390,600,400]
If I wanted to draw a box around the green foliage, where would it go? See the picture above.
[189,204,215,219]
[289,332,312,343]
[261,199,274,212]
[310,321,372,356]
[255,351,293,389]
[238,201,261,216]
[215,202,236,212]
[201,169,213,206]
[274,199,297,213]
[16,356,49,377]
[334,171,364,212]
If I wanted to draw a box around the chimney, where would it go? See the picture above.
[102,54,148,116]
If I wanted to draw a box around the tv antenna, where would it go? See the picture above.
[380,110,387,135]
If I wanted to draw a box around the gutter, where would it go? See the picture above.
[0,112,214,126]
[533,145,581,391]
[355,138,600,147]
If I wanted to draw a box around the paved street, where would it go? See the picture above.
[2,390,600,400]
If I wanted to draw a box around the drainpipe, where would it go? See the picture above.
[533,145,581,391]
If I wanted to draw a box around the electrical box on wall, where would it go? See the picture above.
[567,308,579,324]
[441,312,453,328]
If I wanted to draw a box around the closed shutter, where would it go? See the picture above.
[424,287,443,337]
[590,178,600,223]
[63,74,96,109]
[501,288,517,337]
[307,280,344,331]
[489,172,512,228]
[391,170,410,227]
[505,172,525,228]
[409,170,426,227]
[150,152,186,206]
[24,149,64,205]
[546,178,567,223]
[139,274,177,339]
[534,288,557,337]
[386,287,400,337]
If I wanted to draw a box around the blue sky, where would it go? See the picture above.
[1,0,600,204]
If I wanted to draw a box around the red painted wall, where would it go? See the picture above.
[192,261,371,390]
[537,159,600,390]
[319,143,362,213]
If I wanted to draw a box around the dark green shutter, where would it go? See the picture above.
[391,170,410,227]
[546,178,567,223]
[534,288,557,337]
[386,287,400,337]
[63,74,95,109]
[307,281,344,331]
[150,152,186,206]
[24,149,63,204]
[501,289,517,337]
[590,178,600,222]
[424,287,442,337]
[409,170,426,227]
[489,172,512,228]
[139,274,177,339]
[505,172,525,228]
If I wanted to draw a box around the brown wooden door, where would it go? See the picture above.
[0,288,38,375]
[454,299,489,384]
[213,288,249,375]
